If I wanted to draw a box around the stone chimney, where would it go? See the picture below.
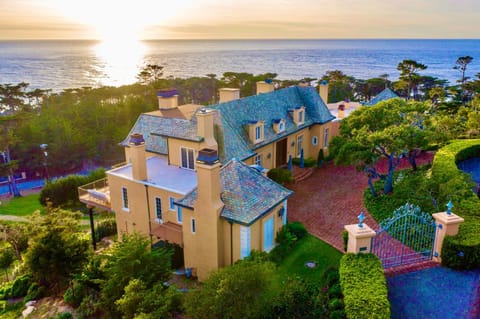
[128,133,147,181]
[194,148,224,280]
[196,108,218,150]
[157,88,178,109]
[256,79,274,95]
[319,80,329,104]
[219,88,240,103]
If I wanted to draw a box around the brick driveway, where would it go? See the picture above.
[286,152,434,251]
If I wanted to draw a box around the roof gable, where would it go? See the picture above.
[176,159,293,225]
[211,86,334,162]
[364,88,399,106]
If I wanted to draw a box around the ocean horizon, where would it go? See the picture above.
[1,38,480,92]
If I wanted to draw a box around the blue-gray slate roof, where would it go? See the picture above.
[210,86,335,162]
[121,86,334,161]
[175,159,293,225]
[364,88,399,106]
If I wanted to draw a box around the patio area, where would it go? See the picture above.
[287,151,434,251]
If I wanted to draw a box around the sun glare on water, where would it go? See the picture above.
[44,0,192,86]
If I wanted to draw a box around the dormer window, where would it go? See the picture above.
[272,119,286,134]
[248,120,265,144]
[293,106,305,126]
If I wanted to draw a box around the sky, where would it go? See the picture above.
[0,0,479,40]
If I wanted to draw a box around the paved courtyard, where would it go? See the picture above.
[287,152,434,251]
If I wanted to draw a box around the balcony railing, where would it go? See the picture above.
[78,177,111,211]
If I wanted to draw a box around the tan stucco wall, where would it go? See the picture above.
[107,172,183,241]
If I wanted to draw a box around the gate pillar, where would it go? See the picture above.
[432,208,464,262]
[344,223,376,254]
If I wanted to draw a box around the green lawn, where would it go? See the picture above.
[277,234,343,286]
[0,194,44,216]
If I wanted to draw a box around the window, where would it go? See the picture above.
[255,126,261,140]
[169,197,176,210]
[191,218,196,234]
[181,147,195,170]
[255,154,262,166]
[155,197,162,222]
[278,121,285,133]
[240,226,251,259]
[297,135,303,157]
[177,206,183,223]
[298,110,304,123]
[263,216,274,252]
[312,136,318,146]
[324,128,330,148]
[122,187,129,211]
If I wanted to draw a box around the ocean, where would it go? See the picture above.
[1,39,480,92]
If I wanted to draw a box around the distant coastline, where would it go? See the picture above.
[1,39,480,91]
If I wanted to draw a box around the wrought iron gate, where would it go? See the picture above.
[371,203,437,268]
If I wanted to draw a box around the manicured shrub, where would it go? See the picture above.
[441,216,480,269]
[430,140,480,269]
[285,221,307,240]
[39,168,106,207]
[292,157,317,167]
[267,168,294,184]
[339,253,390,319]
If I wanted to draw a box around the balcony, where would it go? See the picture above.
[151,221,183,246]
[78,178,111,211]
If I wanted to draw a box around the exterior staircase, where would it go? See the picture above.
[291,166,316,183]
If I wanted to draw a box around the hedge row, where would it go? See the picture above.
[431,139,480,269]
[339,253,390,319]
[39,168,106,208]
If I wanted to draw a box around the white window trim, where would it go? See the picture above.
[155,197,163,224]
[254,123,264,143]
[277,120,285,133]
[177,206,183,224]
[180,146,195,170]
[240,226,251,259]
[169,196,176,211]
[297,135,304,157]
[191,218,196,234]
[255,154,262,166]
[121,186,129,212]
[312,136,318,146]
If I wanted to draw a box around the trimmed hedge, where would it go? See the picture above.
[267,168,294,184]
[39,168,106,208]
[339,253,390,319]
[430,140,480,269]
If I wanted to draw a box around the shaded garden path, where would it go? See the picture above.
[287,151,435,251]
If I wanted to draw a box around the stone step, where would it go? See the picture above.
[292,167,315,183]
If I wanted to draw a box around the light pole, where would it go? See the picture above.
[40,144,49,183]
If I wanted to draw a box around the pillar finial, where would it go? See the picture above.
[358,212,365,228]
[446,200,453,215]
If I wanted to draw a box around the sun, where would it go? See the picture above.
[44,0,192,41]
